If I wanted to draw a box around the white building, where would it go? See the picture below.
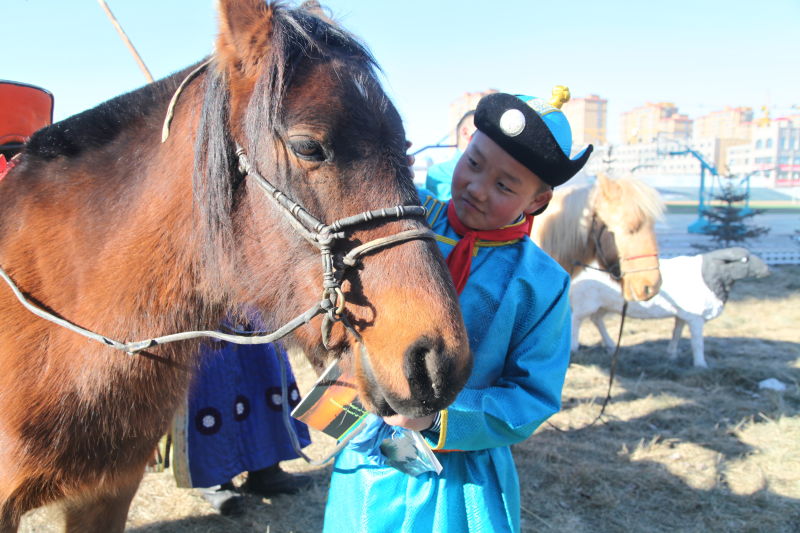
[584,140,719,187]
[726,115,800,188]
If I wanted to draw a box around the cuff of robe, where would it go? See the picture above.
[422,409,448,450]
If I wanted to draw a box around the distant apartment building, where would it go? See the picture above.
[727,115,800,187]
[692,107,753,172]
[693,106,753,142]
[621,102,692,144]
[561,94,607,148]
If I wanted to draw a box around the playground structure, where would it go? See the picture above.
[657,140,754,234]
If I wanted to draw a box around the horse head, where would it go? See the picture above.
[195,0,471,417]
[701,247,769,301]
[591,174,664,301]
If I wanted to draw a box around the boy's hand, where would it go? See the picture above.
[383,413,436,432]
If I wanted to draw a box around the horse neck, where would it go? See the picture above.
[0,84,212,457]
[103,84,222,342]
[9,81,216,365]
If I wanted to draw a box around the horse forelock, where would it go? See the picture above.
[251,6,385,152]
[244,4,380,132]
[594,176,665,231]
[192,2,395,288]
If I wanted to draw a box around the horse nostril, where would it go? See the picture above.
[644,285,652,297]
[404,336,450,405]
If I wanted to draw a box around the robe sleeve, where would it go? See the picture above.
[430,275,571,451]
[424,157,457,201]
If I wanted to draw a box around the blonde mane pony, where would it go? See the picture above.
[532,174,664,298]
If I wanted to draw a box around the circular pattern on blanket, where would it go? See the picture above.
[233,395,250,421]
[266,386,283,411]
[195,407,222,435]
[265,383,302,411]
[288,383,301,408]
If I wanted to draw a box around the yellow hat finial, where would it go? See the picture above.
[549,85,571,109]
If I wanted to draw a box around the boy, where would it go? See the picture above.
[323,91,592,532]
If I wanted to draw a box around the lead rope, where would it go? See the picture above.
[161,59,212,143]
[548,301,628,431]
[595,301,627,420]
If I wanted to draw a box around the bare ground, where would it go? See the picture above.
[19,266,800,532]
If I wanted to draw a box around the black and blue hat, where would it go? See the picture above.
[474,91,593,187]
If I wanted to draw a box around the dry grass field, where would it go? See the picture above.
[19,266,799,532]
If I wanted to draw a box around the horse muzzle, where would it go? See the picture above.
[355,332,472,418]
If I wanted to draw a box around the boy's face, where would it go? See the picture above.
[451,131,553,230]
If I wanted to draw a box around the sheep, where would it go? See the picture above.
[570,247,770,368]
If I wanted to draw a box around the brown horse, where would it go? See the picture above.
[0,1,471,530]
[532,173,664,301]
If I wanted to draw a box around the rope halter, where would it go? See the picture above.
[575,215,659,280]
[235,146,435,349]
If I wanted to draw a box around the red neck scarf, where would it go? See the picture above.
[445,201,533,294]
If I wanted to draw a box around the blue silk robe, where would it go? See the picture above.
[323,191,571,532]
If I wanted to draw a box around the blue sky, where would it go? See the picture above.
[4,0,799,149]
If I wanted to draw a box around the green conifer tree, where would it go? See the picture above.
[699,184,770,249]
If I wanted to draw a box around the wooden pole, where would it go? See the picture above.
[96,0,154,83]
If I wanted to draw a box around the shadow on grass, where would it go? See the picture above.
[518,423,800,532]
[571,336,799,388]
[541,334,800,532]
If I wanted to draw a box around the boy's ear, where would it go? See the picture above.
[525,188,553,215]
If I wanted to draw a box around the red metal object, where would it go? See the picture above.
[0,154,16,181]
[0,80,54,150]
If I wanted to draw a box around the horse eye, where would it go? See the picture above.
[289,139,326,161]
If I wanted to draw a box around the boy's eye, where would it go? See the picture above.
[497,181,513,193]
[467,157,478,168]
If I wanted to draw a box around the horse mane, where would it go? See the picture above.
[534,184,593,269]
[23,71,189,161]
[194,2,384,268]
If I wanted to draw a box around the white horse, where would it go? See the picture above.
[570,247,770,368]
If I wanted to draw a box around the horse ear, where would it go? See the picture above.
[216,0,276,78]
[300,0,336,24]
